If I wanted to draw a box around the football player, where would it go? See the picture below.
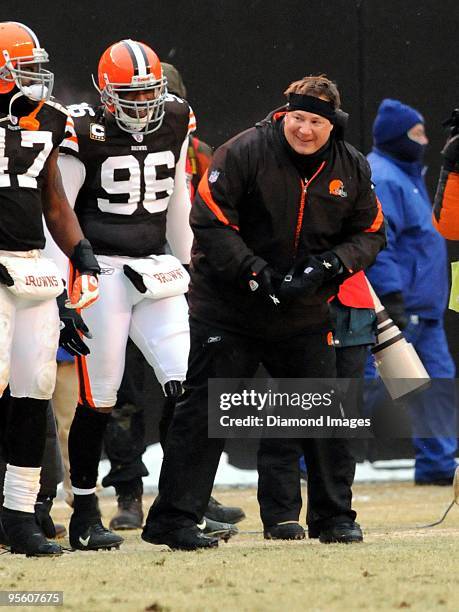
[0,22,100,556]
[57,39,195,551]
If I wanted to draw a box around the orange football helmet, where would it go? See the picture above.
[95,39,167,134]
[0,21,53,101]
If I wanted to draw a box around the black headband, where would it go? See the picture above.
[287,94,337,122]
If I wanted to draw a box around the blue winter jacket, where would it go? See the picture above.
[366,148,449,319]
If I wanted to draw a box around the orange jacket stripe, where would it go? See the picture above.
[364,196,384,233]
[433,171,459,240]
[198,169,239,230]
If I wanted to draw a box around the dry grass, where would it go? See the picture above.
[0,483,458,612]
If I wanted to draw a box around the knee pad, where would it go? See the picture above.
[164,380,183,399]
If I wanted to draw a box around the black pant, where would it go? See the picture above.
[146,319,356,534]
[257,345,365,528]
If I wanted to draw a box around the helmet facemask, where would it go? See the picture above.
[97,72,167,134]
[0,47,54,101]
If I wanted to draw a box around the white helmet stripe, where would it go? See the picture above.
[11,22,40,48]
[123,39,147,77]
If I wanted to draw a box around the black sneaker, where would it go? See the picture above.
[199,517,238,541]
[206,496,246,524]
[69,513,124,551]
[1,508,62,557]
[109,495,143,530]
[319,521,363,544]
[264,521,305,540]
[142,524,219,551]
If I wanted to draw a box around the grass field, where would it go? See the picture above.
[0,482,458,611]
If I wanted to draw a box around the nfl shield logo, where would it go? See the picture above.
[132,133,144,143]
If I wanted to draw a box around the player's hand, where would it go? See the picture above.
[280,251,342,299]
[57,290,92,356]
[0,263,14,287]
[66,273,99,309]
[123,265,147,293]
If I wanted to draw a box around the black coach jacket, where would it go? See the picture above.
[189,110,386,339]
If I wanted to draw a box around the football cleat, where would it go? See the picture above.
[199,517,238,541]
[1,508,62,556]
[69,512,123,551]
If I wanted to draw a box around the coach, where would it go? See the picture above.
[142,75,386,550]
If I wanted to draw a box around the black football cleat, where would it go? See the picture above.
[109,495,143,530]
[2,508,62,556]
[264,521,305,540]
[206,496,246,524]
[69,512,124,551]
[318,521,363,544]
[199,517,238,541]
[142,524,219,551]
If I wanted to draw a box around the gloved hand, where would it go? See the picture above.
[57,290,92,356]
[35,496,57,539]
[0,263,14,286]
[67,239,101,309]
[123,265,147,293]
[380,291,408,330]
[279,251,343,299]
[247,265,282,307]
[442,133,459,172]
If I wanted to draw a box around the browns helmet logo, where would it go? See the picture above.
[329,179,347,198]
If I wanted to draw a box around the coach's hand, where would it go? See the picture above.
[0,263,14,287]
[280,251,343,299]
[247,265,282,307]
[57,291,92,356]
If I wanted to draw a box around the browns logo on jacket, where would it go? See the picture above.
[189,109,386,339]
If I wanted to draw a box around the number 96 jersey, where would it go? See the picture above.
[60,95,195,257]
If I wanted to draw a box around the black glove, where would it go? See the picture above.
[247,265,282,307]
[442,133,459,172]
[57,290,92,356]
[70,239,101,275]
[123,265,147,293]
[380,291,408,330]
[0,263,14,286]
[279,251,343,299]
[35,496,57,539]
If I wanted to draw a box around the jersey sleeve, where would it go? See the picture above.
[166,136,194,264]
[59,113,80,158]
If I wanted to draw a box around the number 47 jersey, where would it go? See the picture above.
[60,95,195,259]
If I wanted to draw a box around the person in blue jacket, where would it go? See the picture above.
[366,98,457,485]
